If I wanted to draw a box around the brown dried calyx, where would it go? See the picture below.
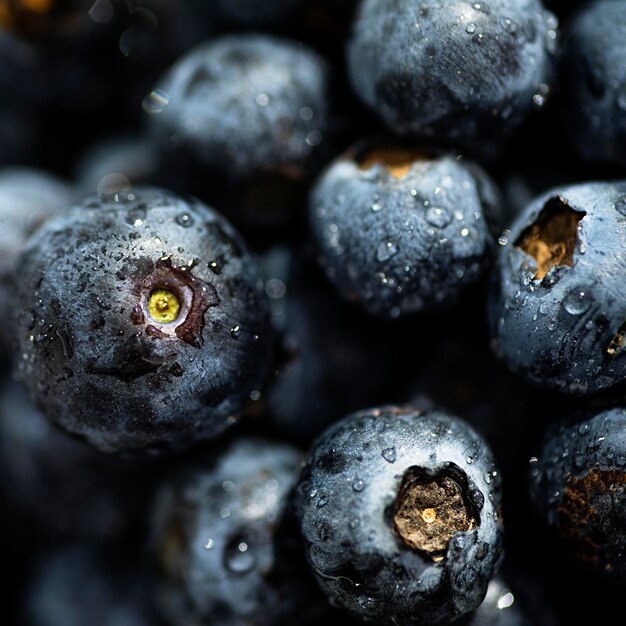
[357,147,426,180]
[607,321,626,356]
[393,466,478,560]
[515,197,585,281]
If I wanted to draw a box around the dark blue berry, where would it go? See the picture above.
[490,182,626,395]
[309,144,500,318]
[347,0,558,145]
[295,406,504,625]
[13,187,271,453]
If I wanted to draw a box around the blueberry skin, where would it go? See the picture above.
[530,408,626,584]
[13,187,271,453]
[490,182,626,395]
[457,577,528,626]
[347,0,557,144]
[150,438,316,626]
[0,168,74,360]
[560,0,626,168]
[149,34,331,229]
[0,380,155,538]
[309,147,500,318]
[295,406,504,625]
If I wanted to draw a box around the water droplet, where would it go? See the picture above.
[371,198,383,212]
[500,17,518,34]
[466,22,477,34]
[255,92,269,107]
[175,213,194,227]
[306,130,322,146]
[376,241,399,262]
[203,538,214,550]
[226,540,256,574]
[563,289,591,315]
[142,89,170,114]
[352,479,365,492]
[299,106,314,121]
[425,207,452,228]
[498,230,511,246]
[317,495,328,508]
[497,592,515,610]
[231,325,241,338]
[466,456,474,465]
[382,447,396,463]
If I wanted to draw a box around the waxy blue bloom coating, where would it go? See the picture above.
[310,147,500,318]
[530,408,626,584]
[347,0,557,144]
[13,187,271,453]
[295,406,504,625]
[490,182,626,395]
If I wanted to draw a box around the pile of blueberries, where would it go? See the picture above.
[3,1,626,624]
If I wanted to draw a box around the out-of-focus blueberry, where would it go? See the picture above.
[347,0,557,146]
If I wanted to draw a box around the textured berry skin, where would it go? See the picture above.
[295,406,504,625]
[560,0,626,168]
[347,0,557,144]
[309,146,500,318]
[150,438,317,626]
[530,408,626,584]
[13,187,270,453]
[490,182,626,395]
[0,168,74,359]
[150,34,332,230]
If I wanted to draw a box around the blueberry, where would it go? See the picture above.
[560,0,626,168]
[309,144,500,318]
[0,380,154,538]
[295,406,504,625]
[150,437,320,626]
[13,187,271,453]
[148,34,333,232]
[490,182,626,395]
[0,167,74,360]
[24,543,156,626]
[347,0,557,145]
[530,407,626,583]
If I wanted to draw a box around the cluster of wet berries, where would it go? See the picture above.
[2,1,626,625]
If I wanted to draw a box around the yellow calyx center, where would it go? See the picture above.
[148,289,180,324]
[421,508,438,524]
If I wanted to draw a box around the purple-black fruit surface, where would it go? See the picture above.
[309,144,500,318]
[150,437,320,626]
[13,187,271,453]
[560,0,626,168]
[490,182,626,395]
[347,0,558,146]
[295,406,504,625]
[530,407,626,584]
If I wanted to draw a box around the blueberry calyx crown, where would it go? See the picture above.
[131,259,219,348]
[515,196,585,281]
[392,464,480,561]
